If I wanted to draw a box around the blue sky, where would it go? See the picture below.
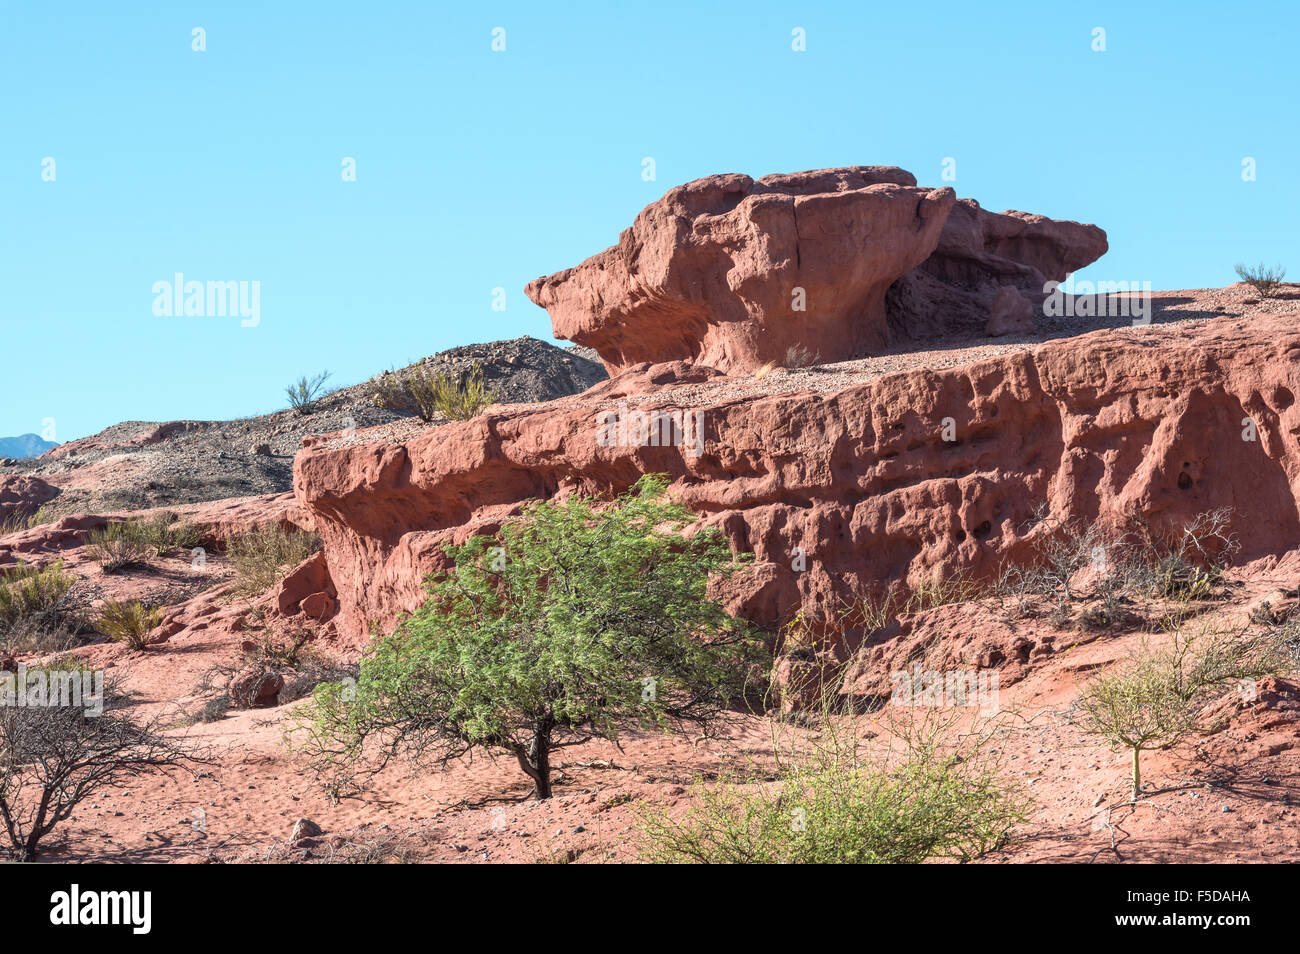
[2,0,1296,441]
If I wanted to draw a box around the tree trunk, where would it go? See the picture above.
[1130,746,1141,803]
[513,724,554,799]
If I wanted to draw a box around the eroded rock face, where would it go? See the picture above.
[526,167,956,374]
[526,167,1107,373]
[887,198,1109,342]
[295,313,1300,644]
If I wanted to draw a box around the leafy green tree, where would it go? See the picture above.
[298,476,763,799]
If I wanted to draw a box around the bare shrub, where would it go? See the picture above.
[0,667,204,860]
[782,345,821,369]
[1235,262,1286,299]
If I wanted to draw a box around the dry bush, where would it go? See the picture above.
[0,508,53,536]
[996,507,1239,626]
[1235,262,1286,299]
[782,345,821,369]
[285,370,332,415]
[0,561,83,652]
[0,666,204,860]
[369,362,497,422]
[96,599,161,651]
[225,524,319,596]
[846,570,983,636]
[85,522,157,572]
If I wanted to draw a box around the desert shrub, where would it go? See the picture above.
[137,512,201,553]
[0,562,81,652]
[1235,262,1286,299]
[783,345,822,369]
[85,515,200,573]
[369,362,497,422]
[286,371,332,415]
[295,475,765,800]
[85,521,156,572]
[997,508,1238,623]
[639,710,1029,864]
[96,599,161,651]
[1077,621,1291,802]
[225,524,320,596]
[194,694,231,724]
[0,666,201,860]
[1120,508,1237,601]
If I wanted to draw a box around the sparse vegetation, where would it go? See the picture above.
[1077,621,1292,802]
[847,570,983,637]
[84,514,200,573]
[0,508,54,536]
[368,362,497,422]
[224,523,320,596]
[286,371,332,415]
[639,708,1029,863]
[0,666,202,860]
[96,599,162,651]
[1235,262,1286,299]
[0,561,81,652]
[296,475,764,801]
[996,507,1238,626]
[783,345,822,369]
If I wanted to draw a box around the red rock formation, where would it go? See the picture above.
[0,474,58,520]
[295,313,1300,645]
[526,167,956,374]
[526,167,1107,374]
[887,198,1109,341]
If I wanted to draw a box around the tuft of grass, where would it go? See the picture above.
[86,522,156,572]
[96,599,162,651]
[0,508,54,536]
[225,524,320,596]
[0,561,79,650]
[1235,262,1286,299]
[368,362,497,422]
[286,371,332,415]
[782,345,821,369]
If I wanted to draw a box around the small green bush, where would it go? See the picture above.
[286,371,332,415]
[639,712,1029,864]
[1078,620,1292,802]
[369,362,497,422]
[96,599,161,651]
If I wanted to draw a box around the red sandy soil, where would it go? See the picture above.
[18,547,1297,865]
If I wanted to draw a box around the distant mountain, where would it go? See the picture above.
[0,434,57,459]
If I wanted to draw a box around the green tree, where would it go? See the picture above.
[298,476,763,799]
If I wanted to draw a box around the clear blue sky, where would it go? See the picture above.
[2,0,1296,441]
